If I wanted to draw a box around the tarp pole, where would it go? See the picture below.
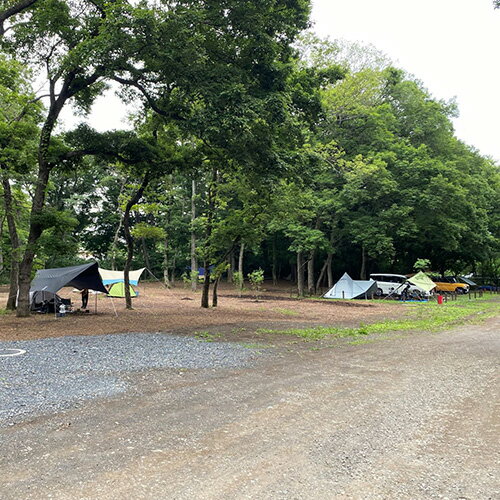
[110,295,118,317]
[146,268,173,295]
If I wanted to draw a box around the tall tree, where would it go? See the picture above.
[0,54,41,308]
[1,0,169,315]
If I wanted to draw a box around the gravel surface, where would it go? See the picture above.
[0,333,264,425]
[0,317,498,499]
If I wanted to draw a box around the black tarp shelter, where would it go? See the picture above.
[30,262,107,311]
[30,262,108,294]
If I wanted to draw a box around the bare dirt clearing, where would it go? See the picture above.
[0,282,402,341]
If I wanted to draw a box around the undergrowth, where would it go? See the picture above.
[257,296,500,341]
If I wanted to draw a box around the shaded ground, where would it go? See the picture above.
[0,316,498,499]
[0,281,403,341]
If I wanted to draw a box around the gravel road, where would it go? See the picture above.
[0,333,264,426]
[1,317,499,499]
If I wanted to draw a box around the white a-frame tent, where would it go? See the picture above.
[323,272,378,300]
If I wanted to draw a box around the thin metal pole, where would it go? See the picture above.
[110,295,118,317]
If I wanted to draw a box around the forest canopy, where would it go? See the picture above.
[0,0,499,314]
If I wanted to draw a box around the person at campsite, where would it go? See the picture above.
[81,288,89,310]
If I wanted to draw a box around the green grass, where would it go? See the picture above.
[257,296,500,341]
[0,308,8,315]
[274,308,300,316]
[194,331,221,342]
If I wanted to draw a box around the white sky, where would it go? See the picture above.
[311,0,500,161]
[63,0,500,161]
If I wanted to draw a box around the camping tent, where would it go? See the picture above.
[323,273,378,300]
[29,262,107,310]
[408,271,436,294]
[99,267,146,286]
[107,282,137,298]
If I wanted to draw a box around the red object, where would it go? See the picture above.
[437,295,443,305]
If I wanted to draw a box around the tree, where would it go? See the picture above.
[0,54,41,308]
[1,0,168,316]
[0,0,38,38]
[115,0,317,307]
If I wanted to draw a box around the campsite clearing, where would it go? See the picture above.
[1,282,499,343]
[0,282,405,342]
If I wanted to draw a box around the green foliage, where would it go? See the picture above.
[247,268,264,300]
[0,6,498,307]
[131,223,165,241]
[413,259,431,272]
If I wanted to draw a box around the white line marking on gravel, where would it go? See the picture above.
[0,349,26,357]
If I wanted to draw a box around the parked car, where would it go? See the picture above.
[430,276,469,294]
[370,273,430,297]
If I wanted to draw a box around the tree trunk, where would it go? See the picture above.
[1,175,21,310]
[212,276,220,307]
[170,255,176,286]
[162,239,170,288]
[316,256,329,292]
[200,168,217,308]
[201,259,211,308]
[17,92,68,317]
[190,179,197,292]
[238,242,245,297]
[326,253,333,287]
[123,173,150,310]
[227,249,234,283]
[110,179,126,270]
[297,251,305,297]
[0,215,4,277]
[272,235,278,285]
[307,250,315,295]
[360,245,367,280]
[141,237,151,272]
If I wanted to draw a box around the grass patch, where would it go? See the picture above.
[257,296,500,341]
[194,331,221,342]
[274,308,300,316]
[0,308,8,315]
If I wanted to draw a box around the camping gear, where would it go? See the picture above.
[29,261,107,313]
[107,282,137,298]
[408,271,436,294]
[323,273,378,300]
[30,291,71,313]
[99,267,146,286]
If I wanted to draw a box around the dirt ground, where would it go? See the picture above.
[0,281,404,341]
[1,316,498,499]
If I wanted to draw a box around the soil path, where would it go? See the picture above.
[1,317,499,499]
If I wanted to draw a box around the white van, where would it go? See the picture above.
[370,273,429,297]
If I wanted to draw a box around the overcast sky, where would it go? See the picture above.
[311,0,500,161]
[63,0,500,161]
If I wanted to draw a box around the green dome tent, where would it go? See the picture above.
[107,282,137,298]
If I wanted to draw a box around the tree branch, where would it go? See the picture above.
[0,0,38,38]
